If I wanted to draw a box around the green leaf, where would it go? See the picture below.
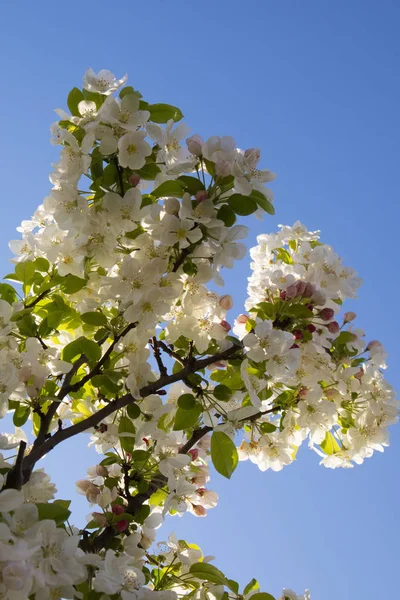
[134,162,161,180]
[134,504,151,524]
[213,384,232,401]
[67,87,85,116]
[177,394,197,410]
[320,431,341,455]
[60,274,87,294]
[62,336,101,364]
[274,390,295,407]
[210,366,244,390]
[100,455,119,466]
[148,103,183,123]
[127,403,141,420]
[227,580,239,595]
[0,283,17,304]
[173,403,202,431]
[285,305,313,319]
[13,405,30,427]
[33,257,50,272]
[82,89,106,109]
[210,431,238,479]
[228,194,258,216]
[259,422,277,434]
[17,314,37,337]
[120,86,142,99]
[243,578,260,595]
[217,204,236,227]
[118,416,136,453]
[36,501,71,525]
[189,563,228,586]
[249,594,275,600]
[81,312,107,326]
[91,374,121,394]
[152,180,184,198]
[131,449,149,462]
[335,331,356,344]
[177,176,205,194]
[250,190,275,215]
[15,261,35,284]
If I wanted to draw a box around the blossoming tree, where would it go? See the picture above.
[0,68,396,600]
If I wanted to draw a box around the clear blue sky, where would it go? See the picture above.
[1,1,399,598]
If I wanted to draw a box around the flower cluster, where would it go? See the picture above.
[0,68,395,600]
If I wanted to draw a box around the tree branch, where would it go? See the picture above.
[150,337,168,376]
[19,344,241,481]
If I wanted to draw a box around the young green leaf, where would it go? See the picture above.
[211,431,238,479]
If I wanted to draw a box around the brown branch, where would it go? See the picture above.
[158,340,186,366]
[20,344,241,481]
[150,337,168,376]
[4,441,27,490]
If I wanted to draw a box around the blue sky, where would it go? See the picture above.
[1,1,399,598]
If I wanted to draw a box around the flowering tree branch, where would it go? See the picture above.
[0,68,394,600]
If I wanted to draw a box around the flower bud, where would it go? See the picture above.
[302,283,315,298]
[236,314,249,324]
[367,340,383,351]
[306,323,316,333]
[293,330,303,340]
[195,190,208,202]
[186,134,203,156]
[344,311,356,323]
[311,290,326,306]
[164,197,180,215]
[219,294,233,311]
[220,319,231,332]
[280,291,287,300]
[86,484,101,504]
[327,321,340,334]
[112,504,125,516]
[91,512,108,527]
[95,465,108,477]
[128,174,141,187]
[298,387,308,399]
[115,519,129,532]
[324,388,339,400]
[319,308,335,321]
[354,368,364,380]
[285,284,298,299]
[188,449,199,461]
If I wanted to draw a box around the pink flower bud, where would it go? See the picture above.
[311,290,326,306]
[91,512,108,527]
[98,423,108,433]
[219,294,233,311]
[220,319,231,332]
[96,465,108,477]
[115,519,129,533]
[186,134,203,156]
[298,387,308,399]
[306,324,316,333]
[319,308,335,321]
[285,284,298,299]
[189,449,199,461]
[293,330,303,340]
[324,388,339,400]
[302,283,315,298]
[128,174,141,187]
[195,190,208,202]
[280,291,287,300]
[344,311,356,323]
[164,197,180,215]
[236,314,249,324]
[112,504,125,516]
[192,504,207,517]
[367,340,383,351]
[327,321,340,334]
[296,281,307,296]
[354,368,364,380]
